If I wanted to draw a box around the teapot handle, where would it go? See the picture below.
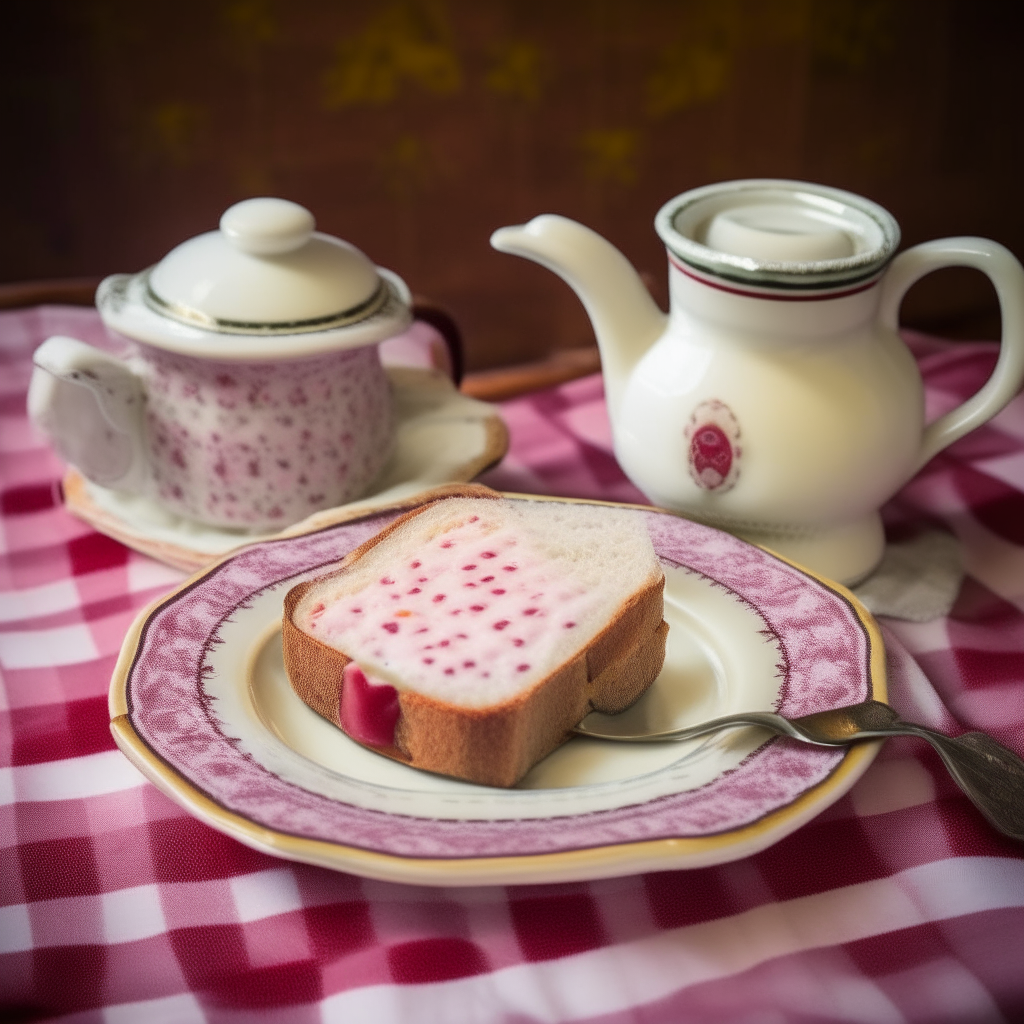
[28,336,149,494]
[878,237,1024,473]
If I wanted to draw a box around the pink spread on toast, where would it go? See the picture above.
[340,662,401,747]
[311,515,596,705]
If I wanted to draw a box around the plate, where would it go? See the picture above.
[109,491,885,886]
[66,366,507,573]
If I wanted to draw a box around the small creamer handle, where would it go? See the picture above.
[28,336,149,494]
[877,237,1024,473]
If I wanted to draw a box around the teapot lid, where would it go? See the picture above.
[96,198,412,360]
[655,180,901,292]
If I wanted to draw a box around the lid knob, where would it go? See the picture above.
[220,197,316,256]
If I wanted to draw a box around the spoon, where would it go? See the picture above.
[573,700,1024,841]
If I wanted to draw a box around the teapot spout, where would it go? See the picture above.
[490,215,667,420]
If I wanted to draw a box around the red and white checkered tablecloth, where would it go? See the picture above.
[2,306,1023,1023]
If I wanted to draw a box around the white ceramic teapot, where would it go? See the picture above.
[29,198,412,531]
[492,179,1024,583]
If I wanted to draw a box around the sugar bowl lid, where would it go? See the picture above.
[97,198,412,360]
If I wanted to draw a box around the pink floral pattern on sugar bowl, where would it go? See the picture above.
[137,345,393,529]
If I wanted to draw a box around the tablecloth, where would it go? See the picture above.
[2,305,1023,1023]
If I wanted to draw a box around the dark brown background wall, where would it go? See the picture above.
[2,0,1022,370]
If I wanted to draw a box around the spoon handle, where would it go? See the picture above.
[901,724,1024,841]
[573,703,1024,842]
[572,711,792,745]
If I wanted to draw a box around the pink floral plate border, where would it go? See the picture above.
[120,498,882,861]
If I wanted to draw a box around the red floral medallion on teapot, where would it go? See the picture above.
[685,400,741,492]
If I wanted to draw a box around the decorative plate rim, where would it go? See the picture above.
[108,490,886,886]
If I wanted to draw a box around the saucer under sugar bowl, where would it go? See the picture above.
[29,198,412,531]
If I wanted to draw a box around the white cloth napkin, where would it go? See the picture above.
[852,529,964,622]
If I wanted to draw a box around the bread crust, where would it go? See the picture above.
[282,490,666,787]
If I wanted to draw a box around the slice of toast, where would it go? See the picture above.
[283,491,666,787]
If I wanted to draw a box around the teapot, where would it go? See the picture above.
[491,179,1024,584]
[29,198,411,531]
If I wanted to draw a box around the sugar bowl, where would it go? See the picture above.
[29,198,411,531]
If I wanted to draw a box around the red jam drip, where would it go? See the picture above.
[339,662,400,748]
